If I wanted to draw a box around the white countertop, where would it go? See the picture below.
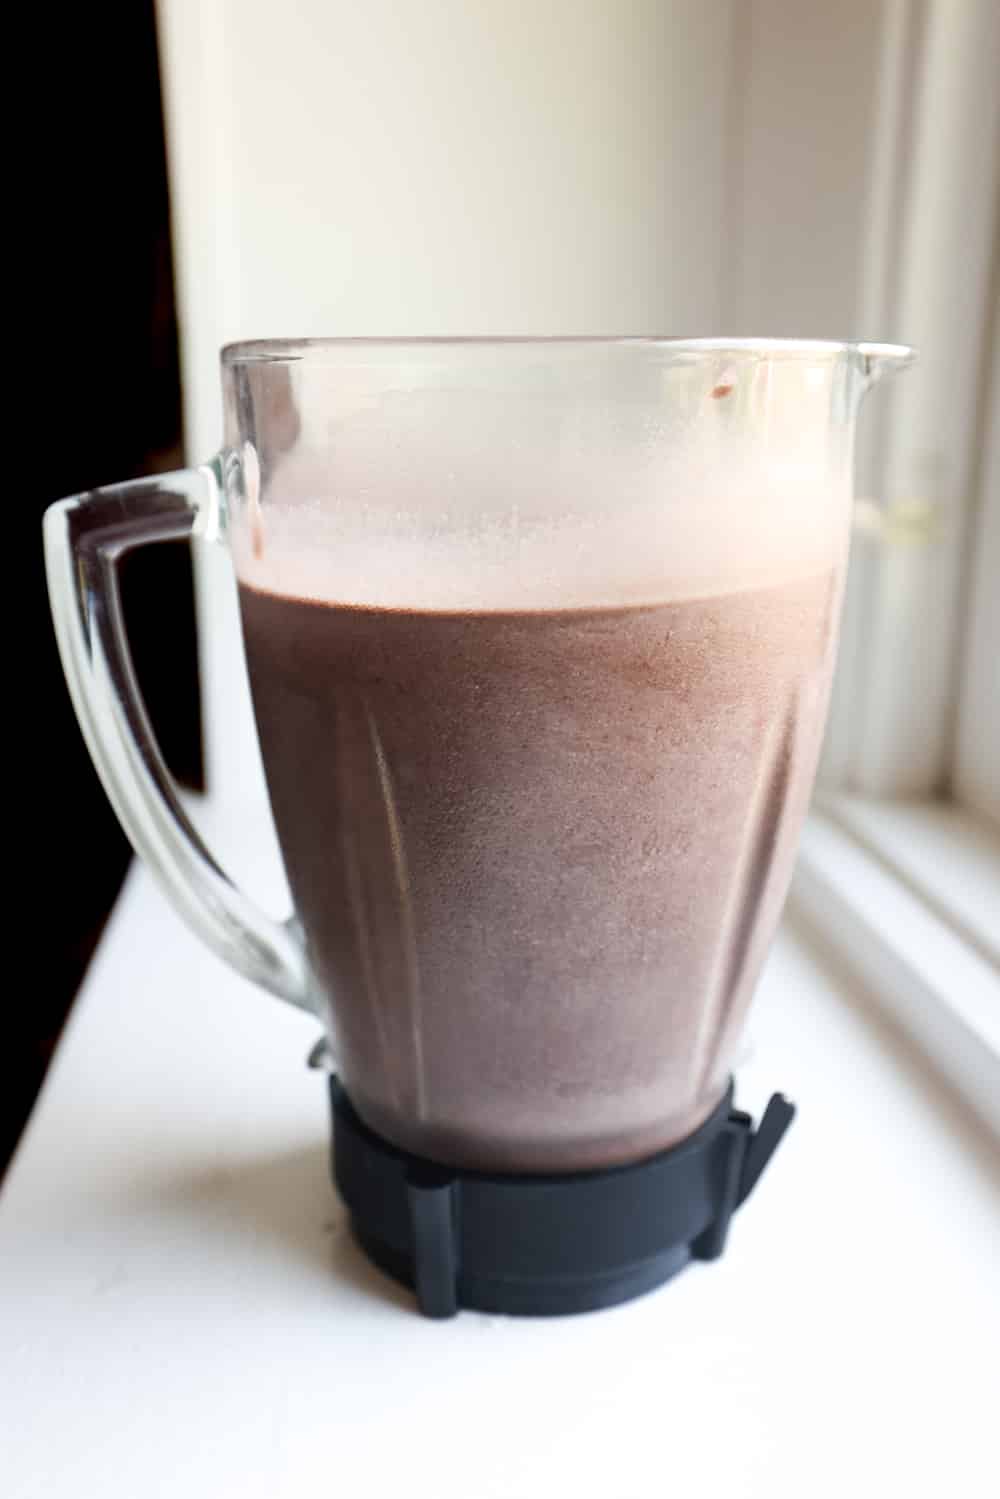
[3,859,998,1498]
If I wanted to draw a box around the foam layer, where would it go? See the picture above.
[234,515,844,612]
[231,391,851,609]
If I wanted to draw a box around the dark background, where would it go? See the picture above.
[7,1,199,1172]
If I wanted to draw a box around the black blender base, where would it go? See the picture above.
[354,1224,693,1317]
[329,1078,795,1319]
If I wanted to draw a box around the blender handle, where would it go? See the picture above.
[43,464,316,1013]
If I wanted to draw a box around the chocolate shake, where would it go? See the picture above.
[238,566,838,1172]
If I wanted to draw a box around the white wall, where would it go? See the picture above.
[155,0,737,818]
[158,0,735,462]
[724,0,883,340]
[153,0,997,918]
[157,0,914,818]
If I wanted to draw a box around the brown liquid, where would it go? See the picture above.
[238,572,838,1171]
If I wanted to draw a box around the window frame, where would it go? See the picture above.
[732,0,1000,1135]
[791,807,1000,1142]
[954,305,1000,826]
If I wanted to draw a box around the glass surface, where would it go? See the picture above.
[45,337,913,1171]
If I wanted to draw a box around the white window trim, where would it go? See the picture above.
[826,795,1000,971]
[737,1,1000,1143]
[791,806,1000,1143]
[955,302,1000,825]
[820,0,999,799]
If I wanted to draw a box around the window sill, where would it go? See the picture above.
[825,795,1000,969]
[791,802,1000,1142]
[4,860,997,1496]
